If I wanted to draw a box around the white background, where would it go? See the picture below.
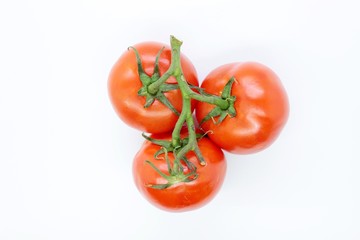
[1,0,359,239]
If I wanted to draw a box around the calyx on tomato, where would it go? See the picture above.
[145,150,198,190]
[133,132,226,212]
[198,77,237,125]
[141,131,208,189]
[141,132,202,159]
[130,46,180,115]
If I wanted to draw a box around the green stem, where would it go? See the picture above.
[191,93,229,109]
[147,36,182,95]
[148,36,229,110]
[172,82,194,163]
[145,160,170,179]
[144,36,232,189]
[166,36,223,167]
[179,75,230,110]
[171,108,186,148]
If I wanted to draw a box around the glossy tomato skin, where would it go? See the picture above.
[133,132,226,212]
[108,42,198,133]
[196,62,289,154]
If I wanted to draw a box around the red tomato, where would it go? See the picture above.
[133,132,226,212]
[108,42,198,133]
[196,62,289,154]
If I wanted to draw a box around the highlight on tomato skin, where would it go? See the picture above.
[108,42,199,134]
[195,62,289,154]
[132,132,227,212]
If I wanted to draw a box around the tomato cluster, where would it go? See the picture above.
[108,36,289,212]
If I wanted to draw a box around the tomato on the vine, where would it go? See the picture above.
[108,42,198,133]
[133,131,226,212]
[196,62,289,154]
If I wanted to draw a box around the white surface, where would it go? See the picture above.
[1,0,359,239]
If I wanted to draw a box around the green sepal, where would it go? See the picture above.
[145,160,170,179]
[221,77,235,99]
[129,46,179,115]
[181,156,197,172]
[142,133,203,159]
[145,146,199,190]
[194,146,206,166]
[183,173,198,182]
[146,183,172,190]
[199,77,237,126]
[137,87,147,96]
[218,111,228,123]
[142,133,173,150]
[151,46,165,80]
[144,95,156,108]
[199,107,222,125]
[163,147,172,175]
[158,93,180,115]
[154,148,165,160]
[128,46,152,86]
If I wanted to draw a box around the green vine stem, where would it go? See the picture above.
[142,35,235,189]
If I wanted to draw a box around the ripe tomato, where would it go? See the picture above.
[196,62,289,154]
[133,132,226,212]
[108,42,198,133]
